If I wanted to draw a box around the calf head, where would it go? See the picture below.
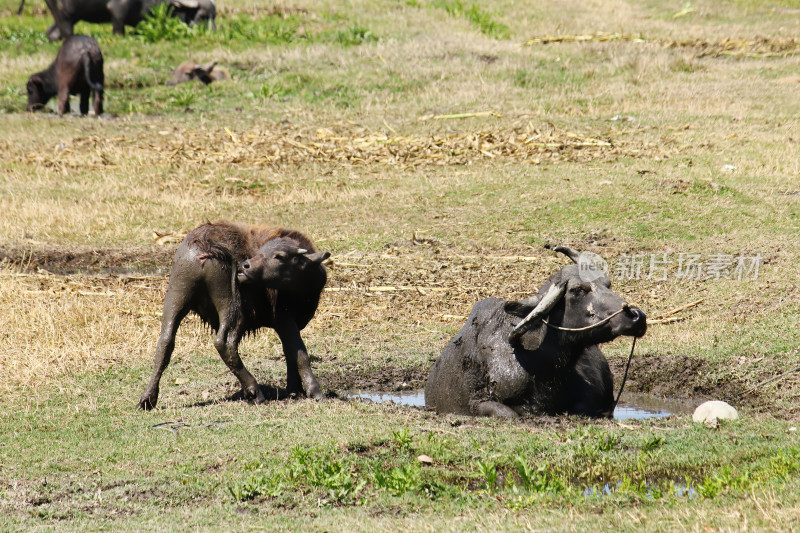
[236,238,330,290]
[508,246,646,347]
[26,75,51,112]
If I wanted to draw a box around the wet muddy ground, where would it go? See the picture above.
[0,244,773,416]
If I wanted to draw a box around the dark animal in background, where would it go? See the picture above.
[167,60,230,86]
[44,0,216,41]
[137,222,330,410]
[27,34,103,116]
[425,246,647,418]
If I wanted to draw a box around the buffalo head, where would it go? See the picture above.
[508,245,646,347]
[169,0,216,30]
[237,237,330,290]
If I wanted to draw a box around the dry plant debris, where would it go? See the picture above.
[524,32,800,58]
[12,122,676,172]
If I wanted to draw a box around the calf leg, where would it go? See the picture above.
[57,86,70,115]
[79,91,89,115]
[213,324,265,404]
[275,319,322,399]
[93,89,103,116]
[137,285,192,410]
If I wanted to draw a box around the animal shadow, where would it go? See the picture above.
[188,384,338,408]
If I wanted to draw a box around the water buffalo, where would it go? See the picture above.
[44,0,216,41]
[167,60,230,86]
[137,222,330,410]
[27,34,103,116]
[425,246,647,418]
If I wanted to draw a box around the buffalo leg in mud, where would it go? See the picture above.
[474,400,519,418]
[137,286,192,410]
[276,319,322,399]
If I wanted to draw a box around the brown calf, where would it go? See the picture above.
[167,61,230,86]
[137,222,330,410]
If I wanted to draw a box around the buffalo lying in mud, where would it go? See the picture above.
[44,0,216,41]
[425,246,647,418]
[27,34,103,116]
[137,222,330,410]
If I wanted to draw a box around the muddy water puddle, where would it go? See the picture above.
[347,390,693,420]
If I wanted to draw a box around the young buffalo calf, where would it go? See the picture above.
[137,222,330,410]
[27,34,104,116]
[167,60,230,86]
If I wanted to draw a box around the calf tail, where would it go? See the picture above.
[229,257,241,329]
[83,55,104,93]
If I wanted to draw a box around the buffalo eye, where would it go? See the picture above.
[273,251,289,262]
[570,285,591,296]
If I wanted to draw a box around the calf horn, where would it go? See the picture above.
[509,282,566,344]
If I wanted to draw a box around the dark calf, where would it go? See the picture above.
[137,222,330,410]
[27,34,103,116]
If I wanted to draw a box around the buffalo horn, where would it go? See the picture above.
[553,245,581,264]
[508,282,566,344]
[171,0,200,8]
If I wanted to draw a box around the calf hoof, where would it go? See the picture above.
[137,396,157,411]
[246,386,267,405]
[306,385,323,400]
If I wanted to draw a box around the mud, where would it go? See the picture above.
[0,244,174,275]
[0,245,779,415]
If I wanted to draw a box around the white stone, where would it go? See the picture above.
[692,400,738,424]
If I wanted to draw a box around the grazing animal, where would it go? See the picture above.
[425,246,647,418]
[44,0,216,41]
[137,222,330,410]
[167,60,230,86]
[27,34,103,116]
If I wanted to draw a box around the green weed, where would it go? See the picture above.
[373,463,420,496]
[429,0,509,39]
[333,25,378,46]
[133,3,193,42]
[473,459,499,492]
[390,428,414,452]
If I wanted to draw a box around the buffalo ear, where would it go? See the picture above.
[308,251,330,264]
[504,295,540,318]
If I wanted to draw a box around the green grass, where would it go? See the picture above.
[2,0,800,529]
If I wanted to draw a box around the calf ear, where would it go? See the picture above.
[508,281,566,345]
[307,251,330,264]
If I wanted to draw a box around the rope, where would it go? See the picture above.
[538,306,639,410]
[541,307,627,332]
[614,337,637,408]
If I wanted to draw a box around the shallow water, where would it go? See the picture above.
[347,390,688,420]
